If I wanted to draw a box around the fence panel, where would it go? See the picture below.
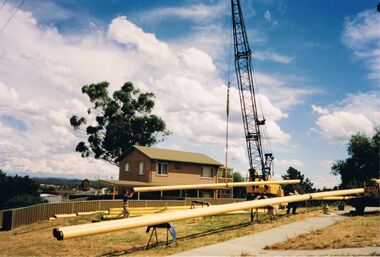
[3,200,123,230]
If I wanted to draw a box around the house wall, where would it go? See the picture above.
[150,161,219,185]
[118,149,221,186]
[119,149,151,183]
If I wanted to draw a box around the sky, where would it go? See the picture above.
[0,0,379,188]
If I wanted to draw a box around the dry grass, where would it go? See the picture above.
[0,208,323,257]
[267,212,380,250]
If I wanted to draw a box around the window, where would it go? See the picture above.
[124,162,130,173]
[201,167,214,178]
[157,162,168,175]
[138,162,144,175]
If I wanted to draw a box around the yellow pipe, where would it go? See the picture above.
[53,188,363,240]
[132,179,301,193]
[316,196,355,200]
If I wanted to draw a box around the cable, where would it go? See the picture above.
[0,0,8,11]
[0,0,26,36]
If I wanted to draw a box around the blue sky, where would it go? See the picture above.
[0,0,379,188]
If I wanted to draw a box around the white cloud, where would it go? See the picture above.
[312,91,380,143]
[311,105,329,115]
[312,175,340,189]
[139,2,227,23]
[0,3,312,179]
[107,16,171,61]
[254,50,293,64]
[317,111,373,142]
[255,72,319,109]
[320,160,334,170]
[178,47,216,73]
[275,159,304,171]
[343,10,380,81]
[0,81,19,105]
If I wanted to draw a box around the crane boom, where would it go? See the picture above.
[231,0,273,181]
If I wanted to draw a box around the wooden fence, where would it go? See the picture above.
[127,197,245,208]
[1,200,123,230]
[2,198,245,230]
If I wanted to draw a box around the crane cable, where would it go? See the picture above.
[0,0,26,36]
[0,0,8,11]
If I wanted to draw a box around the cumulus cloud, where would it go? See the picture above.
[0,2,310,178]
[108,16,171,61]
[312,91,380,142]
[343,10,380,81]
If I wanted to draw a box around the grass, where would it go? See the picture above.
[267,211,380,250]
[0,208,323,257]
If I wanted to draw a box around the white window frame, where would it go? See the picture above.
[124,162,130,173]
[138,162,144,176]
[201,166,214,178]
[156,162,168,176]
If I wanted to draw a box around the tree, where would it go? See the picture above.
[233,172,246,198]
[80,178,91,191]
[70,81,169,165]
[0,170,45,209]
[332,128,380,188]
[281,167,315,194]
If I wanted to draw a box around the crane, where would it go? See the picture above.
[231,0,275,196]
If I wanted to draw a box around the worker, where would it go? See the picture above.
[122,189,133,218]
[286,190,299,214]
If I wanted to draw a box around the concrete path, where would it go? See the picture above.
[171,214,373,256]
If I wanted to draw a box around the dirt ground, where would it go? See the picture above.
[268,210,380,250]
[0,208,323,256]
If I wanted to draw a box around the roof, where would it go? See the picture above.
[132,145,222,166]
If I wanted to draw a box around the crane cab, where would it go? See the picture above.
[246,174,284,200]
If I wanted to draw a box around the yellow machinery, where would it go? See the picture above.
[348,178,380,214]
[246,177,284,198]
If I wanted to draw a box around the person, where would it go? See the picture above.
[122,189,133,218]
[286,190,299,214]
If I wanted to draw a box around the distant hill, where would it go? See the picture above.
[32,177,101,188]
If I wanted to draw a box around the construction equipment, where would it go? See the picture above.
[231,0,278,198]
[348,179,380,214]
[52,188,364,240]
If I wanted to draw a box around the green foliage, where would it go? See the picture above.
[0,170,45,210]
[80,178,91,191]
[233,172,246,198]
[233,172,244,182]
[281,167,315,194]
[332,128,380,188]
[4,194,47,209]
[70,81,169,165]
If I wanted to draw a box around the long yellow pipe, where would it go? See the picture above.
[132,179,301,193]
[53,188,363,240]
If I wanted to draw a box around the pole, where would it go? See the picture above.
[133,180,301,193]
[53,188,364,240]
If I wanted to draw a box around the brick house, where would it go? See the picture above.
[114,145,222,198]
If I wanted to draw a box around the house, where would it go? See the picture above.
[119,145,222,184]
[114,145,223,198]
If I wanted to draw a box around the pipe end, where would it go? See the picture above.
[53,228,64,240]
